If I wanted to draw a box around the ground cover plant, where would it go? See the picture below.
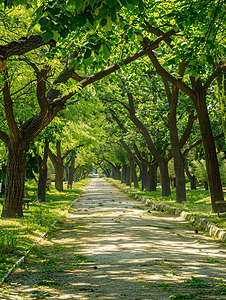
[0,177,91,281]
[106,178,226,231]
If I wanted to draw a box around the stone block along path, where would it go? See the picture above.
[2,178,226,300]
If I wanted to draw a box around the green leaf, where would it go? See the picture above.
[119,0,127,6]
[207,55,214,65]
[103,43,110,59]
[86,12,94,25]
[78,15,87,27]
[39,17,48,27]
[100,18,107,27]
[105,0,117,8]
[138,1,144,12]
[84,48,92,59]
[99,4,109,18]
[109,6,117,22]
[42,31,53,42]
[61,29,69,39]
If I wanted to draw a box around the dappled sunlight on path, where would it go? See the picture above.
[2,178,226,300]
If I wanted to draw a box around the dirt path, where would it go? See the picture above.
[1,178,226,300]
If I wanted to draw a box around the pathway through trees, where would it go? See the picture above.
[2,178,226,299]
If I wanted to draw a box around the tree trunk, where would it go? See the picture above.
[159,160,171,197]
[48,140,72,192]
[204,180,209,190]
[121,165,127,183]
[192,83,225,212]
[55,163,64,191]
[184,157,197,190]
[37,164,47,202]
[128,158,139,188]
[149,162,158,191]
[1,139,28,218]
[168,124,187,203]
[68,156,75,189]
[141,163,148,191]
[126,166,131,186]
[34,140,49,202]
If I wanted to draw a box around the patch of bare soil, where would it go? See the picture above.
[1,178,226,300]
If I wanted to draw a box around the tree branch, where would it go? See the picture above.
[3,71,20,140]
[0,129,9,144]
[37,67,50,113]
[204,63,226,91]
[144,21,173,48]
[183,133,224,157]
[0,35,55,60]
[144,50,195,98]
[179,111,197,149]
[47,48,79,102]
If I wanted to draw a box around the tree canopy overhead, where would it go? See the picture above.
[0,0,225,217]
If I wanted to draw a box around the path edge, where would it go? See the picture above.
[0,197,80,286]
[108,181,226,243]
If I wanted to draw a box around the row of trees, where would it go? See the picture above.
[0,0,225,217]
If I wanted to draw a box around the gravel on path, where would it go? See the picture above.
[1,178,226,300]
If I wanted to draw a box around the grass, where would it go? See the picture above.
[105,178,226,230]
[0,178,91,281]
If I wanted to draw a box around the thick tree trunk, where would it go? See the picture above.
[128,158,139,188]
[159,160,171,197]
[55,163,64,191]
[193,83,225,212]
[1,139,28,218]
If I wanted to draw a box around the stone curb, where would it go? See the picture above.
[0,197,79,286]
[120,187,226,243]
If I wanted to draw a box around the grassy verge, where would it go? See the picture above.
[0,177,91,281]
[105,178,226,231]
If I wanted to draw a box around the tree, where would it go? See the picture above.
[33,139,49,202]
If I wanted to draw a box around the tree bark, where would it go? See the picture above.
[68,157,75,189]
[128,157,139,188]
[1,139,28,218]
[159,160,171,197]
[192,81,225,212]
[149,162,158,191]
[121,165,127,183]
[125,166,131,186]
[184,157,197,190]
[48,140,72,191]
[33,140,49,202]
